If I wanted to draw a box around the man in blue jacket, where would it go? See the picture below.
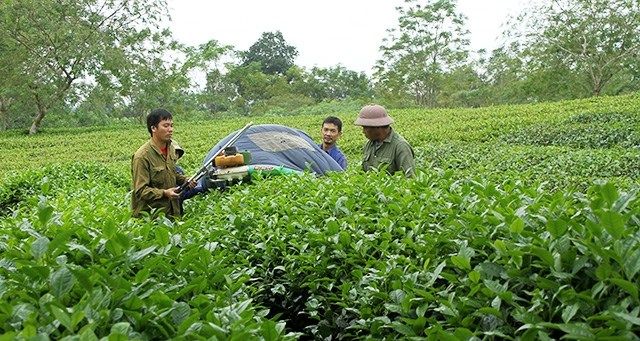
[319,116,347,170]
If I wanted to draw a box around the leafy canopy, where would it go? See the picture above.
[243,31,299,75]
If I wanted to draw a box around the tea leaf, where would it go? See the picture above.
[432,328,459,341]
[78,327,99,340]
[598,210,626,239]
[426,261,447,287]
[557,323,595,338]
[110,322,131,338]
[67,267,93,292]
[451,256,471,270]
[484,280,507,295]
[49,228,78,255]
[561,304,579,323]
[595,263,612,281]
[50,305,73,332]
[585,220,603,238]
[546,219,568,238]
[261,320,280,341]
[155,226,170,247]
[479,262,505,279]
[598,182,619,207]
[50,266,74,298]
[326,219,339,235]
[37,199,54,227]
[510,218,525,234]
[612,311,640,326]
[390,321,416,336]
[469,271,481,283]
[612,192,636,213]
[493,240,507,254]
[31,237,49,260]
[390,289,407,304]
[416,304,429,318]
[530,247,555,268]
[339,231,351,246]
[129,246,157,262]
[610,278,639,301]
[622,248,640,280]
[171,302,191,325]
[478,307,501,317]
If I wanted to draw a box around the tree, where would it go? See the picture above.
[184,40,235,115]
[374,0,470,108]
[437,63,486,108]
[301,66,373,102]
[201,68,235,114]
[224,62,289,115]
[120,51,195,121]
[242,31,299,75]
[73,83,122,123]
[481,45,525,104]
[513,0,640,97]
[0,0,170,134]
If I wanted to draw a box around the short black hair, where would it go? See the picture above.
[322,116,343,132]
[147,108,173,136]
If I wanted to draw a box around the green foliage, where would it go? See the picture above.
[375,0,470,108]
[182,171,640,339]
[242,31,298,76]
[3,0,640,131]
[202,67,235,115]
[512,0,640,98]
[0,0,172,134]
[481,45,530,105]
[437,64,487,108]
[0,163,300,339]
[503,111,640,149]
[1,93,640,339]
[225,62,284,113]
[289,98,370,117]
[252,94,317,116]
[301,66,374,102]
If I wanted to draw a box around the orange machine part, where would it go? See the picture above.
[214,153,245,168]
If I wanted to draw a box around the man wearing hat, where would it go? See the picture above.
[354,104,415,178]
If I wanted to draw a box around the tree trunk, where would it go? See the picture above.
[29,110,46,135]
[28,80,67,134]
[0,97,12,131]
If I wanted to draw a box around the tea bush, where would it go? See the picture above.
[1,93,639,339]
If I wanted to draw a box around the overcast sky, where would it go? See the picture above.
[166,0,527,74]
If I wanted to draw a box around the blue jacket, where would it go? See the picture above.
[319,144,347,170]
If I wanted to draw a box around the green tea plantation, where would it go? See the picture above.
[1,94,639,340]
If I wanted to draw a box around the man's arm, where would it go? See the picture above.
[336,152,347,170]
[175,172,188,186]
[395,143,416,178]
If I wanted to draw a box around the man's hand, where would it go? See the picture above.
[187,179,197,189]
[168,180,197,197]
[163,187,181,199]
